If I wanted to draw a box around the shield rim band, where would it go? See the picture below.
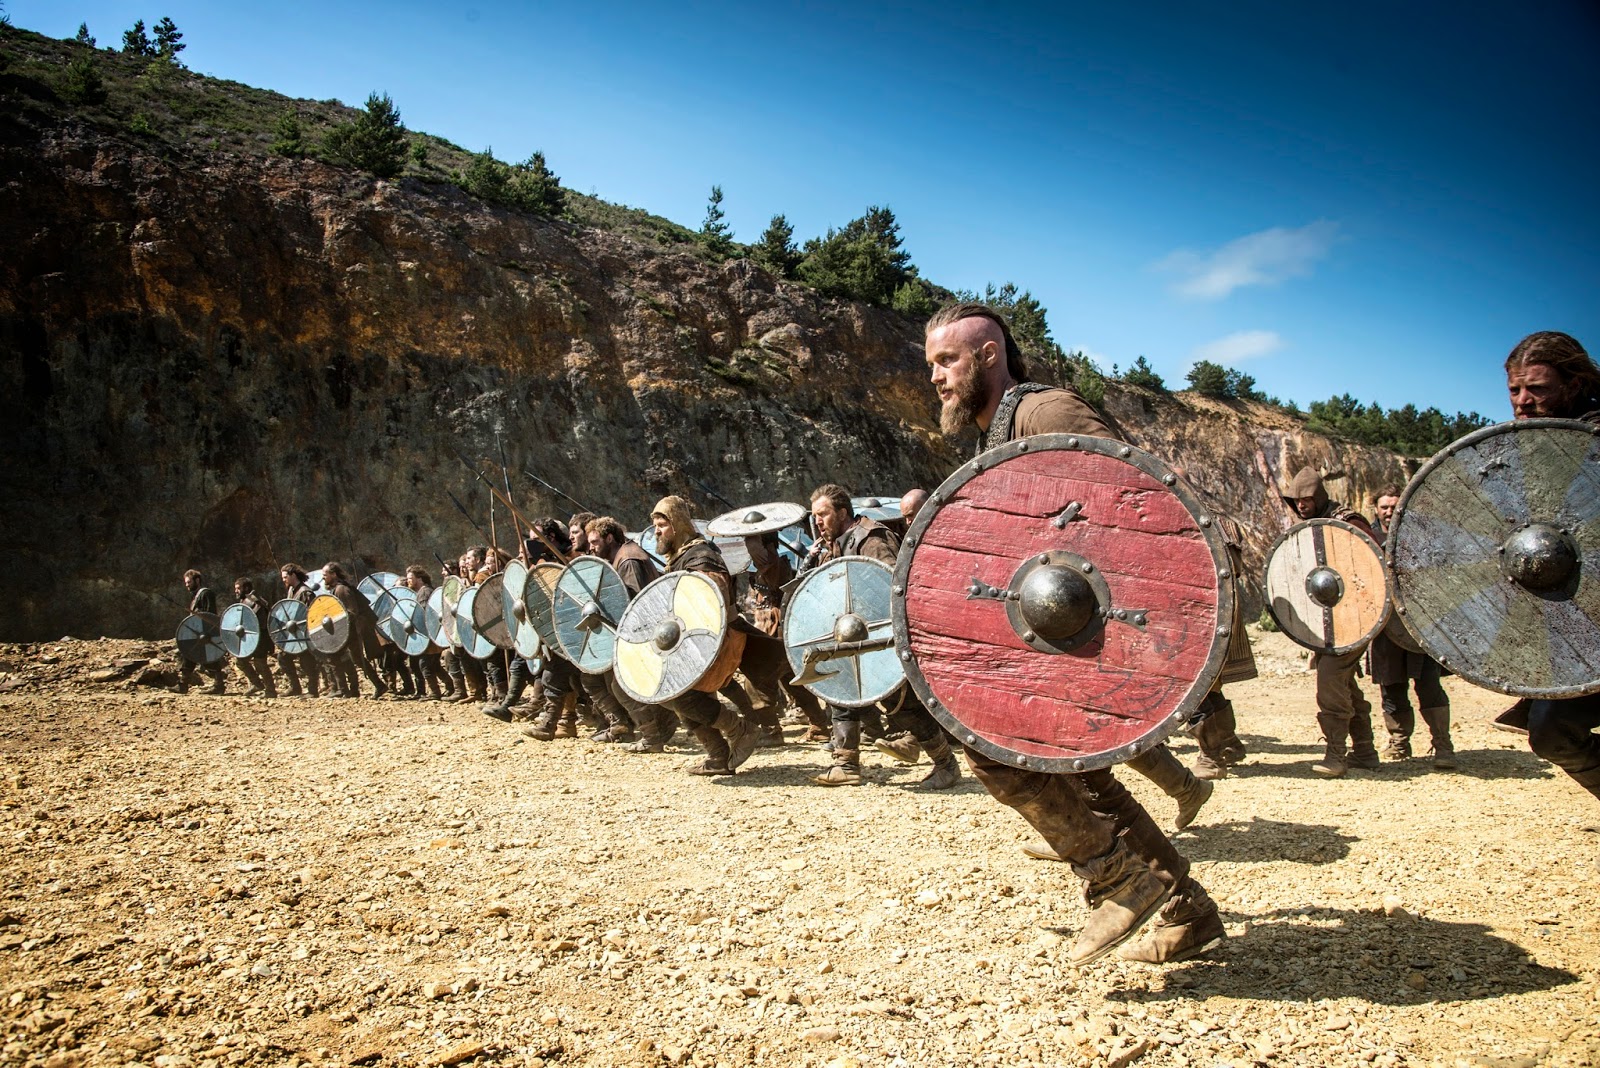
[1388,416,1600,698]
[1264,517,1391,656]
[553,556,629,675]
[890,432,1235,775]
[784,554,905,707]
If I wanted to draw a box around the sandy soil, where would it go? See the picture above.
[0,628,1595,1068]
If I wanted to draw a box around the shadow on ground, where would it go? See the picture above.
[1107,906,1578,1006]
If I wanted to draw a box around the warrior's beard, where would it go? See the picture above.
[940,372,989,435]
[656,526,683,557]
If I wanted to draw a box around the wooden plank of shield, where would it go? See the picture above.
[894,436,1230,773]
[1265,520,1390,654]
[1390,418,1600,697]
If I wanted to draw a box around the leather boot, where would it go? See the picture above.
[1348,694,1380,768]
[1191,752,1227,780]
[1492,699,1530,736]
[813,721,862,786]
[426,670,443,701]
[1420,705,1456,769]
[1068,837,1173,966]
[305,662,320,698]
[713,706,760,770]
[860,705,887,743]
[625,705,672,754]
[802,724,830,743]
[260,666,278,700]
[207,671,226,696]
[238,659,264,697]
[281,660,304,697]
[1117,876,1226,964]
[482,658,531,723]
[1312,744,1348,778]
[521,693,561,742]
[874,732,923,764]
[687,724,732,776]
[554,692,581,738]
[1127,745,1213,831]
[917,733,962,790]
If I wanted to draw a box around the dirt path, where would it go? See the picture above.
[0,630,1596,1068]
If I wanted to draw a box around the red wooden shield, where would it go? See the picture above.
[892,434,1234,773]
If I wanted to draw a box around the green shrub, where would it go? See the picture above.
[1256,608,1279,632]
[1122,355,1166,392]
[60,51,105,104]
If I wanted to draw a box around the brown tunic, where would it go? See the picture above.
[612,540,661,600]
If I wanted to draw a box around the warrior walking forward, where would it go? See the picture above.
[919,302,1224,965]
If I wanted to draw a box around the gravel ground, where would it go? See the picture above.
[0,629,1596,1068]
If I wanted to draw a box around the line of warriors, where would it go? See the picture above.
[169,312,1600,975]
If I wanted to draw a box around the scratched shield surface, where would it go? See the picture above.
[378,588,432,656]
[552,557,630,674]
[440,576,463,648]
[425,587,451,650]
[472,573,513,650]
[1388,418,1600,698]
[306,594,350,655]
[500,561,542,659]
[218,603,262,659]
[454,588,496,661]
[892,435,1232,773]
[524,562,565,653]
[613,571,733,704]
[784,556,904,707]
[357,572,403,609]
[1264,520,1391,655]
[268,599,311,655]
[175,612,227,666]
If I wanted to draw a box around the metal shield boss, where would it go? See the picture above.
[706,501,808,538]
[454,587,496,660]
[472,573,514,650]
[553,557,630,674]
[500,561,541,659]
[614,570,741,704]
[1388,418,1600,698]
[219,604,262,659]
[784,556,904,706]
[1265,519,1391,655]
[306,594,351,655]
[378,587,432,656]
[425,587,451,650]
[893,435,1233,773]
[268,598,311,654]
[176,612,227,666]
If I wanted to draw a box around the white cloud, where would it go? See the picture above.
[1067,344,1113,368]
[1158,220,1339,301]
[1192,330,1283,364]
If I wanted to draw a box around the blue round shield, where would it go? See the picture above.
[784,555,903,707]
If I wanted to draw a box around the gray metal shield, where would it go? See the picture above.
[440,576,463,648]
[852,496,903,523]
[1388,417,1600,698]
[784,555,904,707]
[455,587,497,660]
[176,612,227,666]
[269,598,311,655]
[219,603,262,659]
[553,557,630,674]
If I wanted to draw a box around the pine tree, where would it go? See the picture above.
[1185,360,1232,397]
[270,110,304,157]
[700,185,734,259]
[322,92,408,179]
[751,214,799,278]
[796,205,913,306]
[1122,356,1166,392]
[510,151,564,216]
[74,23,95,47]
[121,19,154,56]
[152,17,185,65]
[61,51,106,104]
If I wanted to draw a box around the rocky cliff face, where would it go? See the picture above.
[0,115,1410,640]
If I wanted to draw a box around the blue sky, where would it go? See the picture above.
[16,0,1599,418]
